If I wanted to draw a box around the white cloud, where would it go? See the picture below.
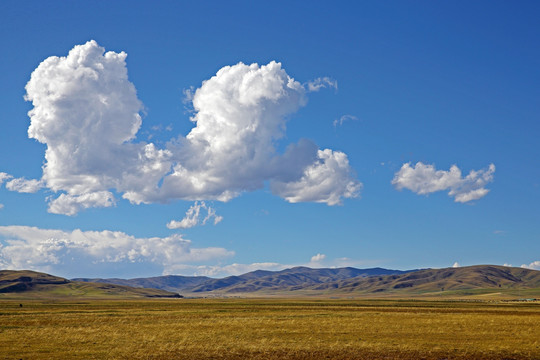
[0,172,12,185]
[5,178,43,193]
[310,253,326,263]
[306,77,338,92]
[0,225,233,276]
[452,262,460,268]
[170,256,378,277]
[181,262,288,277]
[503,263,512,267]
[47,192,116,216]
[392,162,495,203]
[19,41,360,215]
[521,261,540,270]
[271,149,362,205]
[167,201,223,229]
[0,204,4,210]
[333,114,358,127]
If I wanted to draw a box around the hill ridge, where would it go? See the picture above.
[75,266,413,293]
[0,270,182,299]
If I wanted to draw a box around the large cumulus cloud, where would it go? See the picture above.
[19,40,360,215]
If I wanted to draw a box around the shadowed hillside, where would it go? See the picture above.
[308,265,540,297]
[5,266,539,299]
[74,267,411,293]
[189,267,412,293]
[72,274,212,293]
[0,270,182,299]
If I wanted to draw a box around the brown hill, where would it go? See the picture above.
[176,267,410,293]
[308,265,540,296]
[0,270,182,299]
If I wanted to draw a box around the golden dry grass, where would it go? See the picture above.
[1,299,539,359]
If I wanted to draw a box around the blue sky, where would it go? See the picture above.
[0,1,539,278]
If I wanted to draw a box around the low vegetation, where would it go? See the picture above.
[1,299,538,359]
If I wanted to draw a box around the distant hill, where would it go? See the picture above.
[187,267,412,293]
[73,274,212,293]
[74,266,412,293]
[307,265,540,297]
[6,265,539,299]
[0,270,182,299]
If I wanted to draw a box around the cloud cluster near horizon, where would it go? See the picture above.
[392,162,495,203]
[0,225,233,277]
[0,225,370,277]
[521,261,540,270]
[10,40,361,215]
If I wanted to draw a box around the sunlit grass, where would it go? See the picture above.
[1,299,539,359]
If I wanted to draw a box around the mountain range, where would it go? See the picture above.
[73,266,411,294]
[74,265,540,298]
[2,265,540,299]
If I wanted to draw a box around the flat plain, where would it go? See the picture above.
[1,299,539,359]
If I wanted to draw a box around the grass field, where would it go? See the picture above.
[1,299,539,359]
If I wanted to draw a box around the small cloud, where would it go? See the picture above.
[333,114,358,127]
[310,253,326,263]
[452,262,460,268]
[0,172,12,185]
[47,192,116,216]
[182,86,195,104]
[521,261,540,270]
[503,263,512,267]
[167,201,223,229]
[185,262,288,277]
[5,178,43,193]
[0,204,4,210]
[306,77,338,92]
[493,230,506,235]
[392,162,495,203]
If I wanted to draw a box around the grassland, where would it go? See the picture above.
[1,299,539,359]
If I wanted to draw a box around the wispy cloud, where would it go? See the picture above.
[180,262,289,277]
[167,201,223,229]
[392,162,495,203]
[0,172,11,185]
[305,77,338,92]
[333,114,358,127]
[16,41,360,215]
